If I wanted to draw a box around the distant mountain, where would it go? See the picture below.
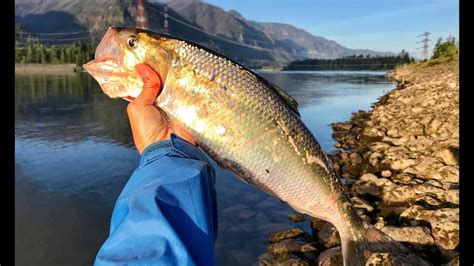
[15,0,393,67]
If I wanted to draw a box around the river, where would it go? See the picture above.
[15,70,395,265]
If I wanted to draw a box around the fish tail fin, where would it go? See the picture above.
[340,222,427,266]
[340,237,365,266]
[363,223,408,253]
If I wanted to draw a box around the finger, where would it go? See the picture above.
[136,63,161,88]
[133,63,162,106]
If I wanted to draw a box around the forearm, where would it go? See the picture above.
[95,134,217,266]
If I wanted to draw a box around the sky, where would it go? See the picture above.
[204,0,459,57]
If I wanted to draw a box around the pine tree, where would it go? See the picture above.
[25,42,34,63]
[432,38,443,59]
[60,49,66,63]
[40,45,47,64]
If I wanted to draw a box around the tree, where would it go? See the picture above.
[25,42,34,63]
[399,49,410,62]
[40,46,47,64]
[432,36,458,59]
[60,49,66,63]
[50,45,58,64]
[432,38,443,59]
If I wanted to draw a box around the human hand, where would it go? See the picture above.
[127,63,197,154]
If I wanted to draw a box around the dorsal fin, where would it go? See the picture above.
[257,76,300,117]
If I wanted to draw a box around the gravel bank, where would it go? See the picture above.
[259,59,459,266]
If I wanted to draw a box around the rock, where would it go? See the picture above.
[443,189,459,205]
[259,253,310,266]
[352,176,396,198]
[413,183,459,205]
[390,158,417,170]
[345,162,376,176]
[390,173,413,185]
[379,226,435,245]
[258,253,274,265]
[382,186,416,205]
[424,179,444,188]
[368,152,383,166]
[311,218,327,231]
[403,157,439,176]
[351,196,374,212]
[364,253,394,266]
[317,246,343,266]
[414,194,443,207]
[275,258,309,266]
[381,170,392,178]
[269,228,307,243]
[413,182,444,195]
[399,207,459,250]
[435,148,458,165]
[404,157,459,183]
[377,204,407,220]
[432,166,459,183]
[369,142,391,153]
[268,239,317,256]
[349,152,363,164]
[399,205,432,226]
[360,173,378,182]
[400,125,424,136]
[406,136,435,152]
[318,223,341,248]
[339,152,350,162]
[333,123,353,131]
[351,183,382,198]
[374,217,385,229]
[386,128,401,138]
[288,213,306,223]
[429,208,459,250]
[425,118,442,134]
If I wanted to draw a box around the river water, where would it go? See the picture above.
[15,70,395,265]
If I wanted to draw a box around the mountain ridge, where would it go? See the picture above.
[15,0,393,67]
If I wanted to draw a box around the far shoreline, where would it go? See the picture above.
[15,63,80,75]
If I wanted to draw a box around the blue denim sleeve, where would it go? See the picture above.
[94,134,218,266]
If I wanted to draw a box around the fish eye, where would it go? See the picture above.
[127,35,138,48]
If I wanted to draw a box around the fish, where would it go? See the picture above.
[84,27,427,265]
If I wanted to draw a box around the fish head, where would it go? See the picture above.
[84,27,171,101]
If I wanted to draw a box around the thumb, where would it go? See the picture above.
[133,63,162,106]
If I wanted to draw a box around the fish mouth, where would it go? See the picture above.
[83,27,144,101]
[82,26,130,89]
[83,58,128,78]
[83,58,140,100]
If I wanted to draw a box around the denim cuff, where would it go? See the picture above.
[139,133,212,167]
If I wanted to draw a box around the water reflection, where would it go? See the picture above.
[15,74,134,146]
[15,71,395,266]
[256,70,390,108]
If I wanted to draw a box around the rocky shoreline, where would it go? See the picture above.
[258,58,459,265]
